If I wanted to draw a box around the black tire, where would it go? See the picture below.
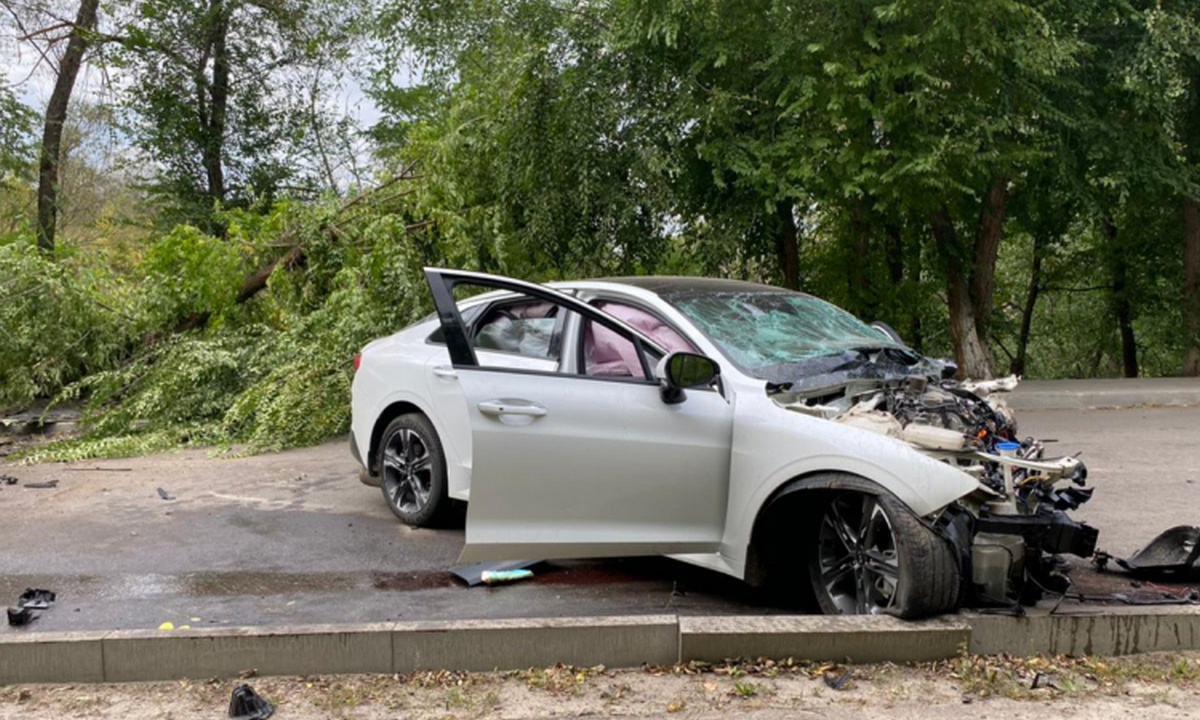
[377,413,451,527]
[807,489,960,619]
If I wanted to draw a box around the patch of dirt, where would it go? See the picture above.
[4,653,1200,720]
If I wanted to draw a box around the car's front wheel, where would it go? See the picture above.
[378,413,450,527]
[808,490,959,618]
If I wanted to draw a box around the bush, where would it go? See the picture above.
[0,238,137,410]
[19,200,437,462]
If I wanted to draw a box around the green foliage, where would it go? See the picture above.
[18,197,436,461]
[8,0,1200,464]
[143,225,245,325]
[0,76,36,187]
[111,0,368,229]
[0,238,135,409]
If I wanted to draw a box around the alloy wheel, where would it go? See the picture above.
[815,493,901,614]
[381,427,433,515]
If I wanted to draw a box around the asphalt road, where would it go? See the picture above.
[1,406,1198,633]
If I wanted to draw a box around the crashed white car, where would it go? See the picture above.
[350,269,1097,617]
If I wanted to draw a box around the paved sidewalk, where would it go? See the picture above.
[1009,377,1200,410]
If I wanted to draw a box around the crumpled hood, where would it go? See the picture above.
[764,347,957,396]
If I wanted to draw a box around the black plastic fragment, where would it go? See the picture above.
[6,606,36,627]
[18,588,55,610]
[1048,486,1093,511]
[156,487,175,501]
[23,480,58,489]
[1113,525,1200,578]
[0,474,17,485]
[228,684,274,720]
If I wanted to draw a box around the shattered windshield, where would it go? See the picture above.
[665,290,900,376]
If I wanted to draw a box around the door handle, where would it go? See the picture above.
[477,399,548,418]
[432,366,457,379]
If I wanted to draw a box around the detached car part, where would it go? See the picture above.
[1110,526,1200,578]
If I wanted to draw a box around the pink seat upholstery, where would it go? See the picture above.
[584,302,696,376]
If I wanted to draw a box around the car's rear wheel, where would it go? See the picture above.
[808,490,959,618]
[378,413,450,527]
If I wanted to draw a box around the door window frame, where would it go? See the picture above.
[425,268,667,385]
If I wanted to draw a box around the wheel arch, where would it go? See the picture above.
[744,471,890,589]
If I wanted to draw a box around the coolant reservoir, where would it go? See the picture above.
[971,532,1026,605]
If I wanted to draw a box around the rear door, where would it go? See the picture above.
[426,268,734,562]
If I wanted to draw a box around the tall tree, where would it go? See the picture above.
[112,0,364,229]
[617,0,1091,378]
[33,0,99,252]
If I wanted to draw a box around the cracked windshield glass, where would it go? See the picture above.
[666,291,899,374]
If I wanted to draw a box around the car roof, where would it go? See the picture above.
[583,275,780,295]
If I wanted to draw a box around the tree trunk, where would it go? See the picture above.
[1011,234,1043,377]
[932,206,994,379]
[776,201,800,290]
[905,224,923,353]
[35,0,101,252]
[1103,217,1138,378]
[1183,196,1200,375]
[849,202,872,315]
[885,223,903,286]
[202,0,229,203]
[969,174,1009,338]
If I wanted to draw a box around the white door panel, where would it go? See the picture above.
[424,350,559,500]
[457,370,733,562]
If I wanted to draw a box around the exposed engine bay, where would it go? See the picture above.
[768,347,1098,609]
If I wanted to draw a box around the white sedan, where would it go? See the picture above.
[350,269,1098,617]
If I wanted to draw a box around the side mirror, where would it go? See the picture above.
[655,352,720,405]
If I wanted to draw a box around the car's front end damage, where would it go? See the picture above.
[767,347,1099,609]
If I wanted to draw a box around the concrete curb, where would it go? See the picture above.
[8,608,1200,684]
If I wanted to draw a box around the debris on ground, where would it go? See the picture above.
[157,487,176,501]
[228,683,275,720]
[1031,671,1061,690]
[6,588,56,627]
[450,560,539,587]
[17,589,55,610]
[822,666,854,691]
[23,479,58,489]
[6,606,35,627]
[0,473,16,485]
[481,568,534,585]
[63,467,133,472]
[1101,526,1200,578]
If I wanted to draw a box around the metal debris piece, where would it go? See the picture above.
[23,480,58,489]
[449,560,539,587]
[157,487,175,501]
[1031,672,1060,690]
[17,589,55,610]
[1114,526,1200,578]
[228,684,274,720]
[822,667,853,690]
